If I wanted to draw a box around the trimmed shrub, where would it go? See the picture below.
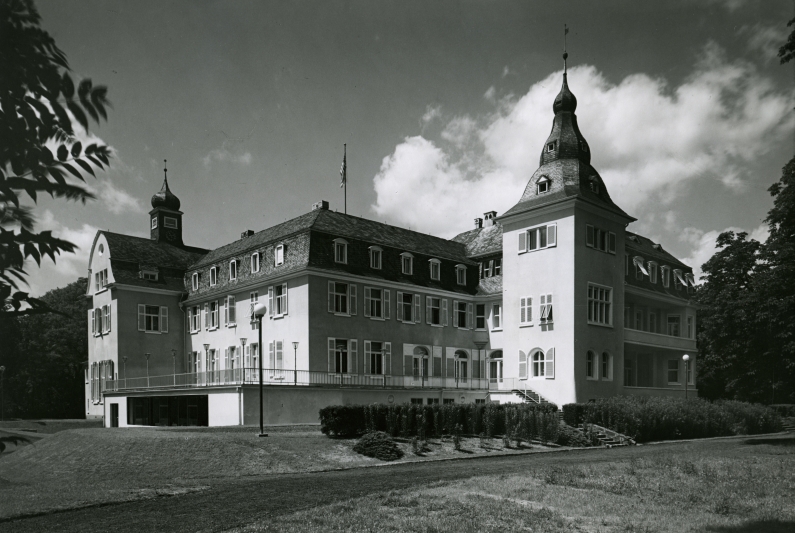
[561,397,783,443]
[353,431,404,461]
[319,405,365,437]
[555,423,592,447]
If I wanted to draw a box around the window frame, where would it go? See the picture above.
[661,266,670,288]
[586,351,597,380]
[210,266,218,287]
[333,238,348,265]
[229,260,237,281]
[455,264,466,286]
[251,251,261,273]
[427,296,442,326]
[429,258,440,281]
[587,283,613,327]
[585,224,616,254]
[491,304,501,330]
[164,216,178,229]
[667,314,681,337]
[151,217,157,230]
[369,246,382,270]
[191,272,199,291]
[601,352,612,381]
[531,350,545,378]
[519,296,532,327]
[475,304,486,330]
[540,294,554,324]
[536,176,550,194]
[401,253,414,275]
[649,261,658,284]
[667,359,680,385]
[519,224,557,253]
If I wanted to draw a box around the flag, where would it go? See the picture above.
[339,148,347,188]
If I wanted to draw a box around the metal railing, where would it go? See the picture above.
[103,368,489,392]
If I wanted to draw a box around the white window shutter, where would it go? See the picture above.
[204,303,209,330]
[396,291,403,321]
[364,341,371,374]
[467,303,474,329]
[107,304,111,332]
[519,350,527,379]
[540,295,547,320]
[349,285,357,315]
[443,299,448,326]
[350,339,358,373]
[328,338,335,372]
[586,224,594,247]
[229,296,236,323]
[414,294,421,323]
[90,309,95,335]
[519,231,527,253]
[384,342,391,375]
[269,341,275,369]
[384,290,390,320]
[268,286,274,317]
[364,287,371,317]
[547,224,557,247]
[328,281,335,313]
[546,348,555,378]
[282,283,288,314]
[276,341,283,369]
[138,304,145,331]
[160,306,168,333]
[222,298,227,327]
[520,298,526,324]
[426,296,431,325]
[225,348,230,369]
[547,294,553,321]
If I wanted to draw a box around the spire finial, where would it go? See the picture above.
[563,24,569,73]
[163,159,168,183]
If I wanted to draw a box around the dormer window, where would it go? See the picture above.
[229,260,238,281]
[210,267,217,286]
[333,238,348,264]
[164,217,178,229]
[661,266,670,288]
[649,262,658,284]
[537,177,550,194]
[401,252,413,275]
[455,265,467,286]
[546,142,556,153]
[429,258,440,281]
[191,272,200,291]
[151,217,158,230]
[141,270,158,282]
[275,245,284,266]
[251,252,261,272]
[369,246,382,270]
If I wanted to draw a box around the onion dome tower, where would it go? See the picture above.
[149,160,184,246]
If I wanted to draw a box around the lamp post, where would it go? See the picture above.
[203,344,210,386]
[0,366,5,422]
[145,353,151,388]
[292,342,298,385]
[122,356,127,389]
[240,338,247,384]
[171,349,176,386]
[473,340,488,391]
[252,302,268,437]
[682,354,690,399]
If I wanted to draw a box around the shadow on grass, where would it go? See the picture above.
[703,519,795,532]
[0,435,31,453]
[743,436,795,447]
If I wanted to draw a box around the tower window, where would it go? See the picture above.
[164,217,178,229]
[151,217,158,230]
[537,177,550,194]
[546,142,556,153]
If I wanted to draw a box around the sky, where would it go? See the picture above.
[22,0,795,296]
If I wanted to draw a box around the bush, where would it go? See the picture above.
[769,404,795,417]
[352,431,404,461]
[561,397,783,443]
[555,423,591,447]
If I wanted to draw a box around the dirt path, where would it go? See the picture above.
[1,434,790,533]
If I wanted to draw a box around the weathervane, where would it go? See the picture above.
[164,159,168,182]
[563,24,569,72]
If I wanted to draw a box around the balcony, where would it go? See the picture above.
[624,328,696,351]
[103,368,489,392]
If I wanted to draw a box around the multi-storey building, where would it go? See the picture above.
[87,62,698,427]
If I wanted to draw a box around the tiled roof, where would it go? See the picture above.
[625,231,688,270]
[103,232,207,268]
[111,262,187,292]
[452,223,503,258]
[476,275,502,296]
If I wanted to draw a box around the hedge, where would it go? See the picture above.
[561,396,782,443]
[319,402,559,443]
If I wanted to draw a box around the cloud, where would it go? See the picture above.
[371,42,794,237]
[420,105,442,129]
[202,147,253,167]
[86,179,144,215]
[502,66,510,78]
[678,223,769,282]
[740,23,789,63]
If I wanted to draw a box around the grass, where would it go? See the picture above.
[0,425,554,519]
[0,419,103,434]
[230,435,795,533]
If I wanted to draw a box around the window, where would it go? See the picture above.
[192,272,200,291]
[667,315,681,337]
[397,291,419,323]
[271,283,288,316]
[686,316,694,339]
[532,350,545,377]
[365,287,387,319]
[601,352,612,380]
[164,216,178,229]
[251,252,261,273]
[649,312,657,334]
[649,262,658,284]
[540,294,553,324]
[190,305,200,333]
[210,267,217,287]
[686,359,694,384]
[635,309,644,330]
[586,351,597,379]
[634,257,649,280]
[453,300,470,329]
[137,304,168,333]
[225,295,236,325]
[333,239,348,264]
[673,269,686,290]
[454,350,468,383]
[97,304,110,334]
[624,359,635,387]
[667,360,680,384]
[328,338,357,374]
[520,297,532,326]
[429,259,440,281]
[369,247,382,270]
[401,253,413,275]
[546,142,555,153]
[94,268,108,292]
[537,176,550,194]
[365,341,391,375]
[274,245,284,266]
[249,291,259,330]
[209,301,219,329]
[268,341,284,371]
[413,347,430,380]
[482,260,492,278]
[492,304,501,329]
[494,258,501,275]
[585,225,616,254]
[328,281,356,316]
[661,266,670,288]
[151,217,157,229]
[229,260,238,281]
[587,284,612,326]
[426,296,443,326]
[475,304,486,329]
[456,265,466,286]
[142,270,157,281]
[519,224,557,253]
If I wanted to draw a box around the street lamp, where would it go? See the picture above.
[240,338,247,384]
[122,356,127,389]
[292,342,299,385]
[682,354,690,399]
[145,353,151,388]
[473,339,488,390]
[203,344,210,386]
[0,366,5,422]
[171,349,177,386]
[252,302,268,437]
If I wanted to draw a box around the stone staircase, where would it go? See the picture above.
[577,422,636,447]
[782,419,795,432]
[511,388,553,405]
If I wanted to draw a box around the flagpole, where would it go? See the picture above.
[344,144,347,214]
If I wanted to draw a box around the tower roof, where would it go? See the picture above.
[151,162,181,211]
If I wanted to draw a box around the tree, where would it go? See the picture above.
[1,0,111,316]
[778,16,795,64]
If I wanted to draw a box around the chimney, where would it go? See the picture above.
[483,211,497,227]
[241,229,255,239]
[312,200,329,211]
[474,218,483,229]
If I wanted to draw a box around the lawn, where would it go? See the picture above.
[231,435,795,533]
[0,425,556,520]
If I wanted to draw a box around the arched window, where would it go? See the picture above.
[537,177,550,194]
[454,350,468,383]
[489,350,503,384]
[412,346,429,380]
[413,346,429,356]
[532,349,545,377]
[586,350,596,379]
[489,350,502,359]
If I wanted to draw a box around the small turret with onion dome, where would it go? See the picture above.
[149,160,185,246]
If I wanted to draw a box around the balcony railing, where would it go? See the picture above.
[103,368,489,392]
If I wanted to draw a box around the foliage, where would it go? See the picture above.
[0,277,89,418]
[319,402,558,439]
[0,0,111,315]
[554,424,592,447]
[779,16,795,64]
[352,431,403,461]
[769,404,795,417]
[562,396,782,443]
